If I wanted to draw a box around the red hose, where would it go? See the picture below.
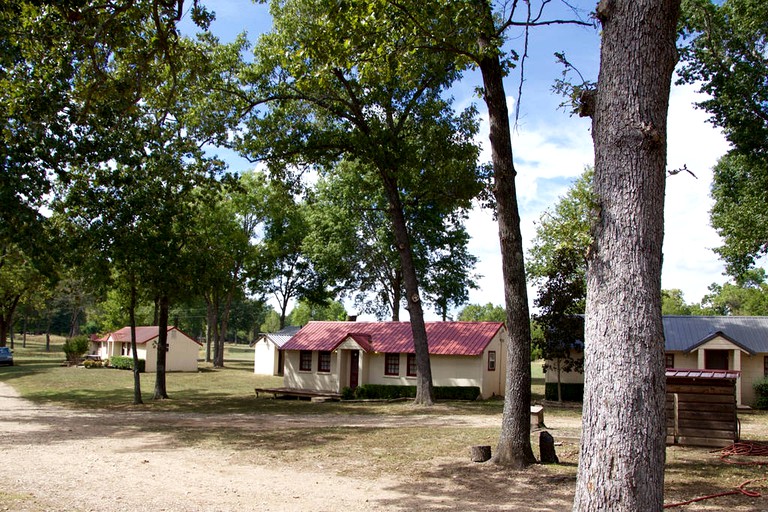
[663,478,765,509]
[663,442,768,508]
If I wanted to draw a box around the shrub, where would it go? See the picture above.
[83,359,104,369]
[62,336,90,365]
[109,356,145,373]
[754,378,768,410]
[341,387,355,400]
[347,384,480,401]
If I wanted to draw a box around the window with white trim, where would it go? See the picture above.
[385,353,400,376]
[299,350,312,372]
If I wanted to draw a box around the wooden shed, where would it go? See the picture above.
[665,368,740,448]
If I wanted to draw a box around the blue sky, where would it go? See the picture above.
[189,0,734,319]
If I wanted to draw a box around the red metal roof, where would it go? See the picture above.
[107,326,202,346]
[282,321,504,356]
[666,368,741,380]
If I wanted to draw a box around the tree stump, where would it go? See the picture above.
[470,445,492,462]
[539,431,559,464]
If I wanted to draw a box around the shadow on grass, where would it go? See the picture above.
[373,460,575,511]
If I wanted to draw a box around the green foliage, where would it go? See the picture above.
[709,152,768,277]
[260,310,282,333]
[698,270,768,315]
[545,383,584,402]
[679,0,768,279]
[305,160,480,321]
[83,359,105,369]
[62,336,90,365]
[347,384,481,401]
[662,289,694,315]
[457,303,506,322]
[239,0,485,332]
[679,0,768,157]
[287,299,347,327]
[526,168,594,285]
[754,378,768,410]
[109,356,145,373]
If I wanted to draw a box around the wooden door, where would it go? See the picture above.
[349,350,359,389]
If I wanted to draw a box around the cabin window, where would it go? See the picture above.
[488,351,496,371]
[665,354,675,369]
[406,353,417,377]
[299,350,312,372]
[318,351,331,373]
[385,353,400,376]
[764,356,768,377]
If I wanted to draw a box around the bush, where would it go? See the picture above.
[753,378,768,410]
[109,356,145,372]
[62,336,90,365]
[83,359,104,369]
[341,387,355,400]
[545,382,584,402]
[347,384,481,401]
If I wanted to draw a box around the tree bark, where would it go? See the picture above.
[153,294,169,400]
[477,31,536,467]
[0,294,21,348]
[129,284,143,405]
[573,1,680,510]
[381,173,435,406]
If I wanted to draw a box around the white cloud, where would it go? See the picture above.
[460,81,731,317]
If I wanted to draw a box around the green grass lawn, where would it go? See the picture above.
[0,335,508,416]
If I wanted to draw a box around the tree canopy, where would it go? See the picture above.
[237,0,485,405]
[679,0,768,278]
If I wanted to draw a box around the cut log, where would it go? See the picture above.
[470,445,492,462]
[539,431,559,464]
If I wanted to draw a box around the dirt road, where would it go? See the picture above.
[1,382,575,511]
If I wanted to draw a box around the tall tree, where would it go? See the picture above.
[305,159,479,321]
[384,0,592,465]
[531,247,585,403]
[573,0,680,510]
[238,0,484,405]
[661,289,694,315]
[192,172,270,366]
[287,299,347,326]
[0,244,48,346]
[709,152,768,277]
[679,0,768,279]
[259,183,326,330]
[458,303,507,322]
[527,169,593,284]
[699,269,768,316]
[679,0,768,157]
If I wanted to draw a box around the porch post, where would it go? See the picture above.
[697,349,705,369]
[733,349,742,407]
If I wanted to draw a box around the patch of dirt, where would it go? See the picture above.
[0,382,577,511]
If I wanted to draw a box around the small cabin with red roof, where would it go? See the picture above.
[280,321,508,399]
[93,326,202,372]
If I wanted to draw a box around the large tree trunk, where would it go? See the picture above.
[477,30,536,466]
[129,284,143,405]
[214,288,234,368]
[204,296,214,363]
[390,269,402,321]
[153,294,169,400]
[573,1,680,510]
[0,294,21,348]
[381,173,435,406]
